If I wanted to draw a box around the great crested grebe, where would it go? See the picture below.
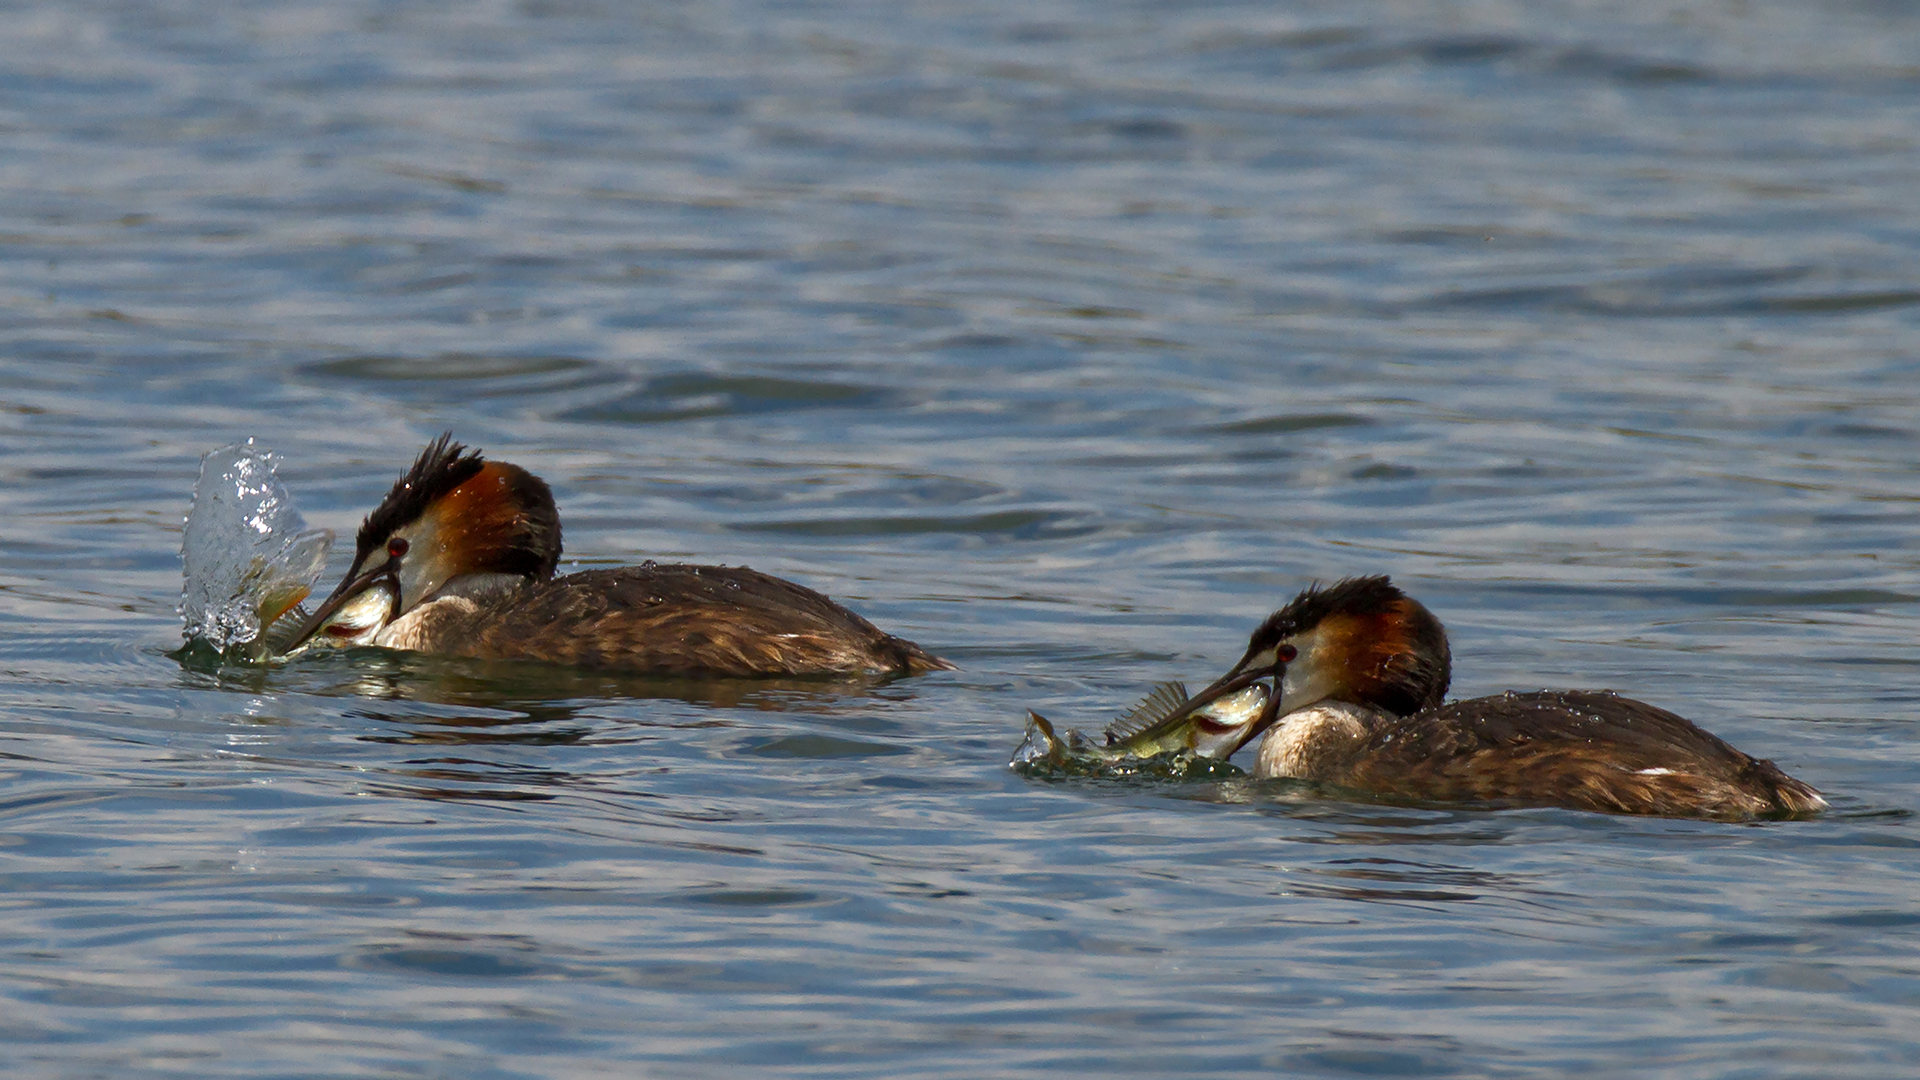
[1152,576,1824,819]
[279,434,954,677]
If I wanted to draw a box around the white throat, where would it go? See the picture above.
[1252,700,1381,781]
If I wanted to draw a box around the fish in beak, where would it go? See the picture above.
[1010,673,1280,776]
[1011,576,1452,777]
[273,433,561,657]
[1103,574,1453,762]
[278,538,408,652]
[1105,635,1297,759]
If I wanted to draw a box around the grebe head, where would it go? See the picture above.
[1243,575,1450,719]
[283,433,561,651]
[1142,575,1452,756]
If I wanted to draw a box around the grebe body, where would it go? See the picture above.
[1252,689,1821,819]
[1164,577,1823,819]
[283,435,951,678]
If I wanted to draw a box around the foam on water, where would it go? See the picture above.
[179,441,333,654]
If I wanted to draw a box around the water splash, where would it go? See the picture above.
[179,441,333,656]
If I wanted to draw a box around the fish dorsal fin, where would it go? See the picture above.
[1103,681,1190,746]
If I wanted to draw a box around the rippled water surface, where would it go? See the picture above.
[4,1,1919,1076]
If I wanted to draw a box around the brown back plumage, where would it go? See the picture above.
[1330,690,1824,819]
[448,564,953,677]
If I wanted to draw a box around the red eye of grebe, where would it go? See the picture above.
[1276,644,1298,663]
[387,537,409,559]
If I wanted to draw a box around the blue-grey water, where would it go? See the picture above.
[4,1,1919,1076]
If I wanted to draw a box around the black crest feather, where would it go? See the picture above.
[354,432,484,569]
[1251,575,1408,645]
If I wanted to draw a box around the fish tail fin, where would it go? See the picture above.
[1011,710,1069,768]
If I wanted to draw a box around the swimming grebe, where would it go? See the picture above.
[279,434,954,677]
[1153,576,1824,819]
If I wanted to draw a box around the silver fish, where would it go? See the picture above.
[1011,681,1270,777]
[273,580,397,655]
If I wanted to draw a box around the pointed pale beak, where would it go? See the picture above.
[279,553,403,653]
[1148,643,1291,757]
